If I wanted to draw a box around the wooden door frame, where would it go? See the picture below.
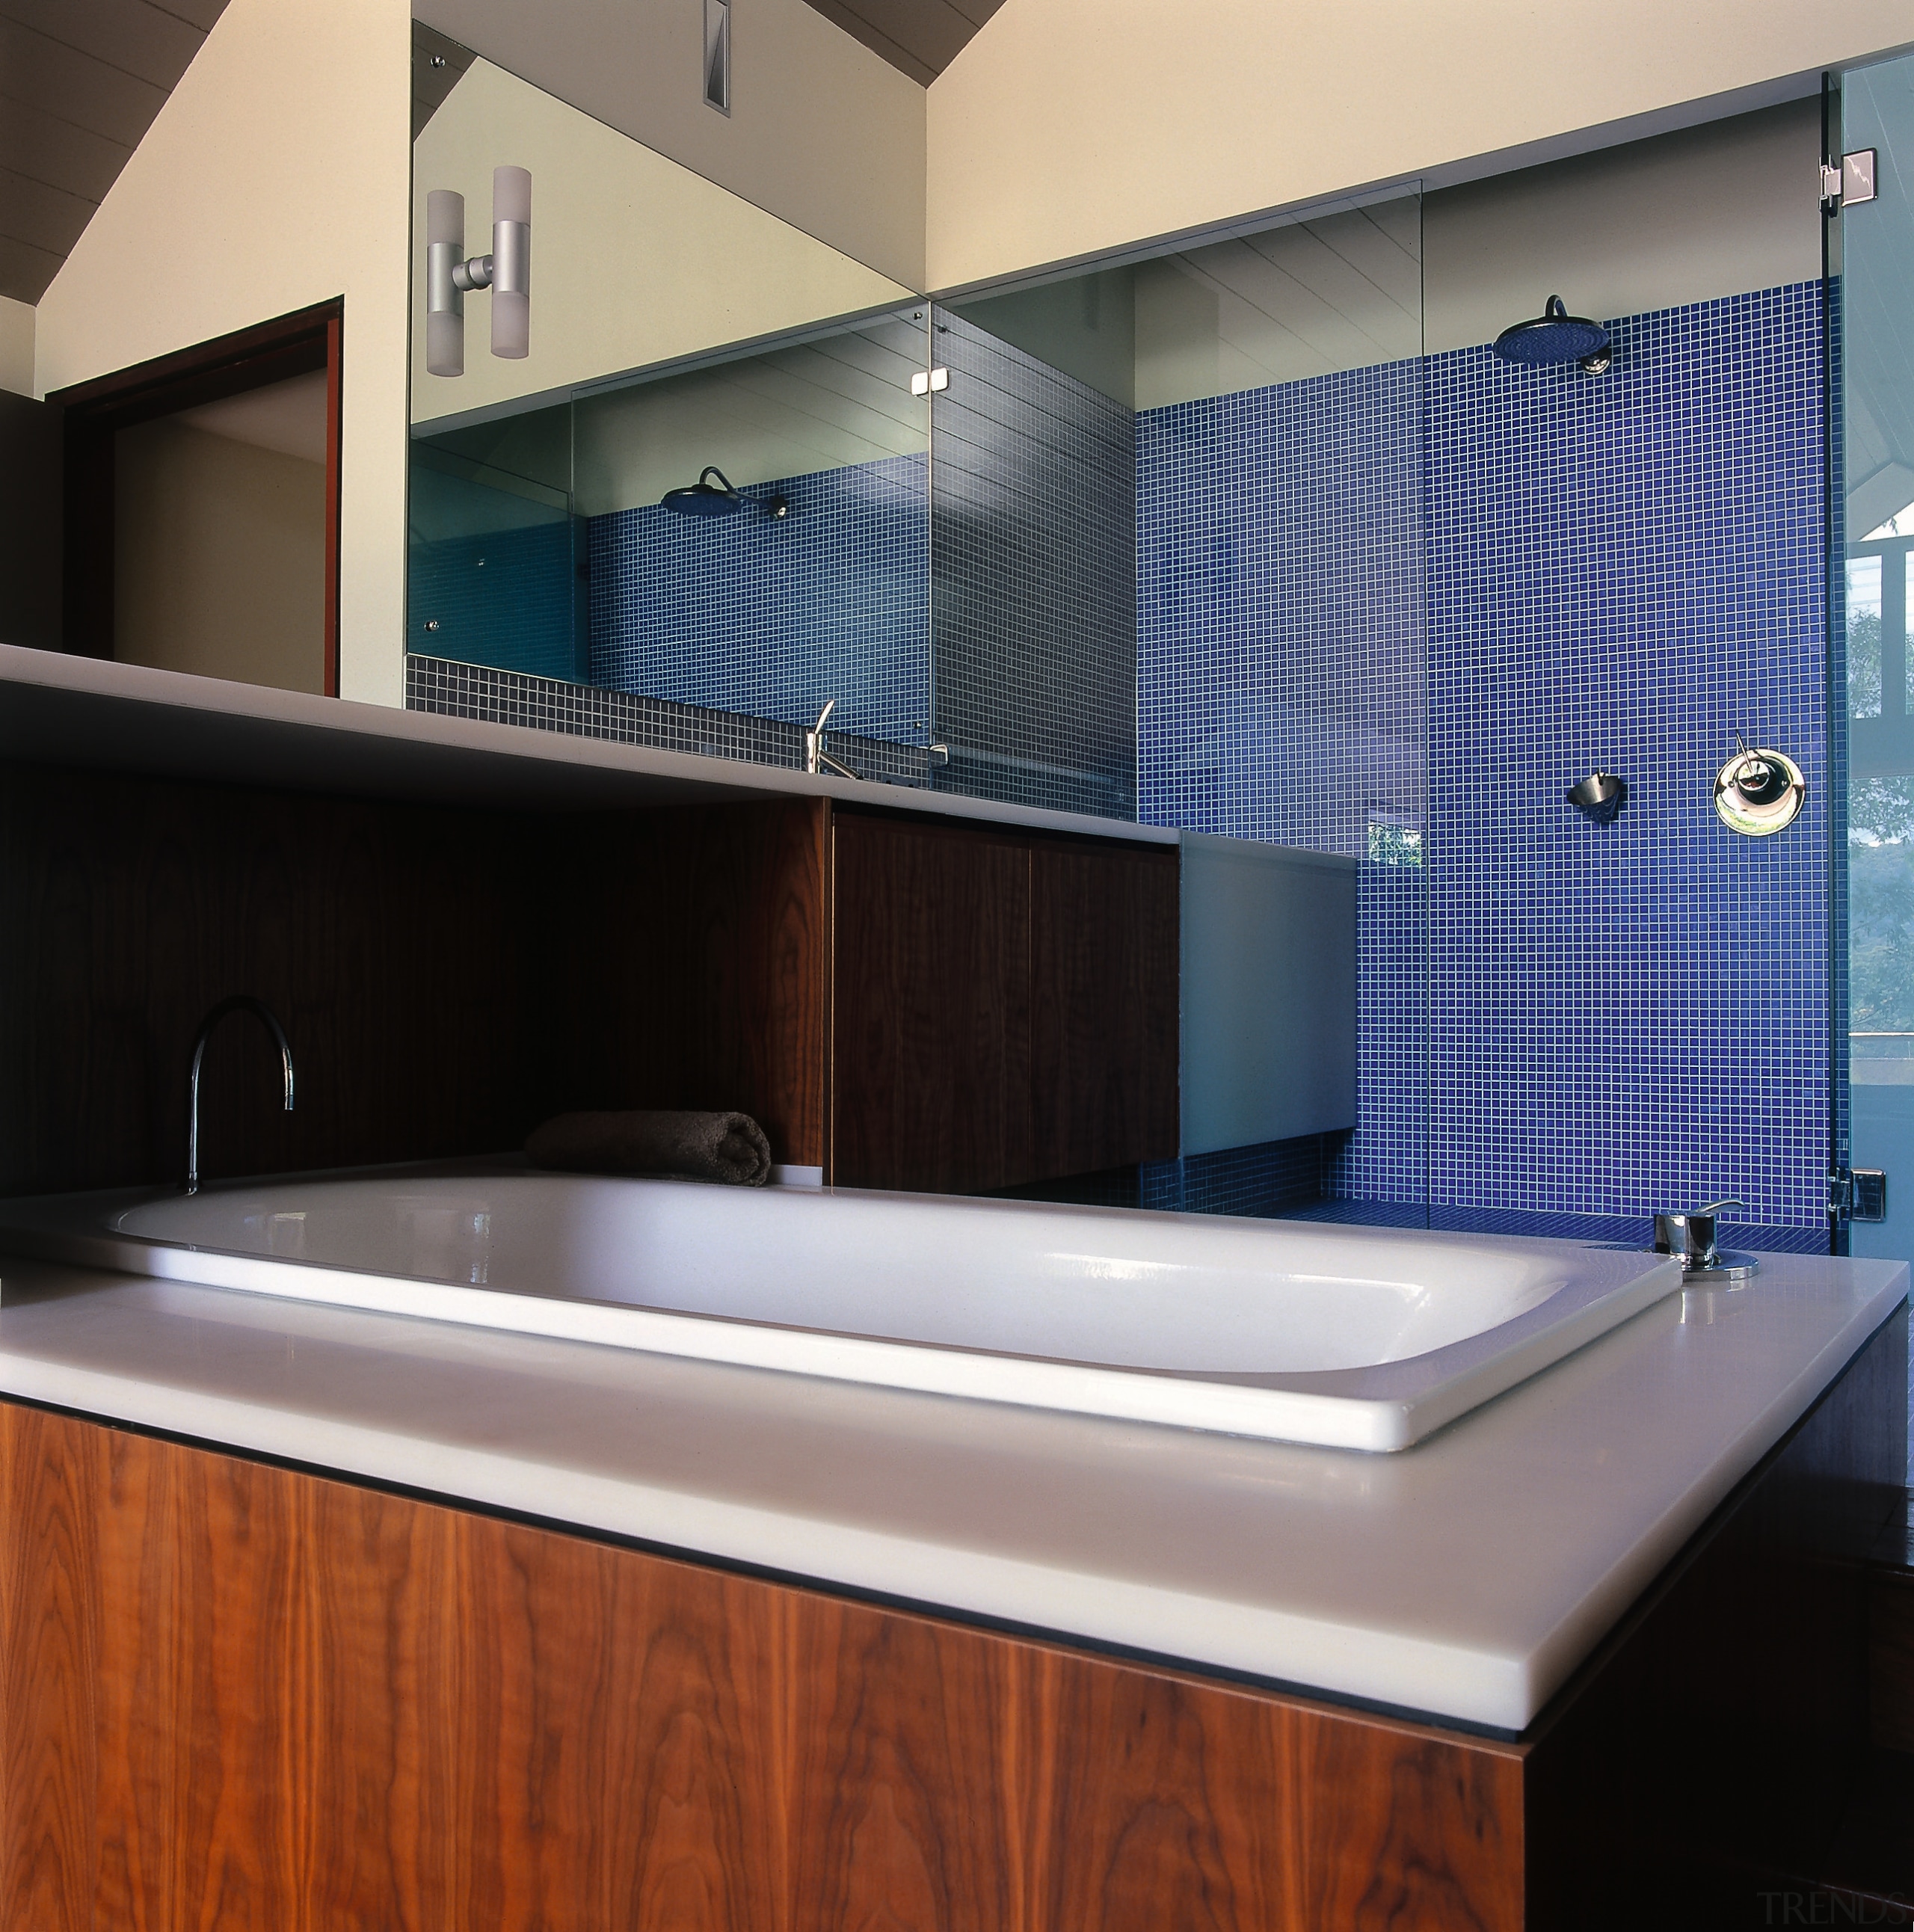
[49,298,345,696]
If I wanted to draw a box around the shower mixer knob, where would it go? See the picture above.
[1735,759,1785,804]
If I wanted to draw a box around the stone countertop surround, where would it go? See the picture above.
[0,1246,1900,1735]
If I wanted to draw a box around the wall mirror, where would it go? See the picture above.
[407,32,1424,834]
[407,23,1430,1219]
[407,22,938,779]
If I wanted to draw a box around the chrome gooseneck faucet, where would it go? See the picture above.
[186,995,295,1195]
[804,698,861,781]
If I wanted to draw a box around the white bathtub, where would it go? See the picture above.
[0,1165,1680,1450]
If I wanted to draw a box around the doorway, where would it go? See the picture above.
[52,299,342,696]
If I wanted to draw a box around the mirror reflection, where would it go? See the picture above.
[407,28,1425,836]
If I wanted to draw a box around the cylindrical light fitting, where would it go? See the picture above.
[426,190,467,378]
[425,188,465,377]
[491,166,530,359]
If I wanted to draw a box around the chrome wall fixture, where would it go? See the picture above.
[1714,739,1805,837]
[703,0,730,114]
[1652,1199,1758,1284]
[1566,772,1628,824]
[659,466,790,519]
[426,165,532,376]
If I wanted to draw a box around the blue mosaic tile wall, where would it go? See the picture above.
[1138,280,1829,1233]
[409,506,583,684]
[1426,283,1827,1228]
[1827,274,1851,1239]
[580,316,1138,817]
[589,452,930,745]
[1139,1135,1327,1216]
[406,654,943,786]
[1136,357,1429,1203]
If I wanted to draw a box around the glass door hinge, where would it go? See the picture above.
[1830,1168,1888,1222]
[1824,150,1879,213]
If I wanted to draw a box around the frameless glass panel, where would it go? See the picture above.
[947,189,1431,1227]
[1841,53,1914,1264]
[408,405,584,683]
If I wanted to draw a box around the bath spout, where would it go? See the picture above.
[187,994,295,1195]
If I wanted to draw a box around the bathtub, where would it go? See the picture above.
[0,1165,1681,1450]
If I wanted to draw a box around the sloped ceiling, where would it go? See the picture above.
[1,0,992,308]
[0,0,230,305]
[800,0,1002,86]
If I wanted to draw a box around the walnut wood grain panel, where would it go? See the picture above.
[831,809,1033,1193]
[0,1401,1527,1931]
[539,800,828,1169]
[0,1402,100,1932]
[787,1591,1021,1931]
[0,761,536,1196]
[1029,839,1178,1180]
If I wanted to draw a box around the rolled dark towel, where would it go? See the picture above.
[526,1109,772,1187]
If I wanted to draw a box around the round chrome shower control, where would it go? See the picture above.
[1714,745,1805,837]
[1732,758,1788,805]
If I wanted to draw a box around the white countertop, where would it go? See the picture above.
[0,1248,1901,1735]
[0,643,1174,844]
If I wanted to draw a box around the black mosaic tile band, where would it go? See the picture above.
[405,655,943,789]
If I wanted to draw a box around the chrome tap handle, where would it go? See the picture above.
[187,994,296,1195]
[804,698,837,774]
[803,698,859,779]
[1652,1199,1744,1271]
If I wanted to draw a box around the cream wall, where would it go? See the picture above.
[34,0,410,706]
[116,419,327,694]
[0,299,31,399]
[411,57,914,428]
[926,0,1912,292]
[416,0,926,289]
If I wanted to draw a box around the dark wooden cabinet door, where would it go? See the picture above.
[541,801,828,1170]
[830,811,1032,1193]
[1030,840,1179,1180]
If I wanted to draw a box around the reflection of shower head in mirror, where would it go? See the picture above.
[662,467,743,515]
[661,468,790,520]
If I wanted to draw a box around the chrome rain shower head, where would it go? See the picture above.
[1493,295,1612,375]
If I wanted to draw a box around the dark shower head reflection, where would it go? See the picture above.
[661,467,790,519]
[1492,295,1612,375]
[662,466,745,516]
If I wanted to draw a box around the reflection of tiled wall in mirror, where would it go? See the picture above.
[929,308,1137,821]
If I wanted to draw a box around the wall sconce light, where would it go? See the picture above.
[426,166,531,376]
